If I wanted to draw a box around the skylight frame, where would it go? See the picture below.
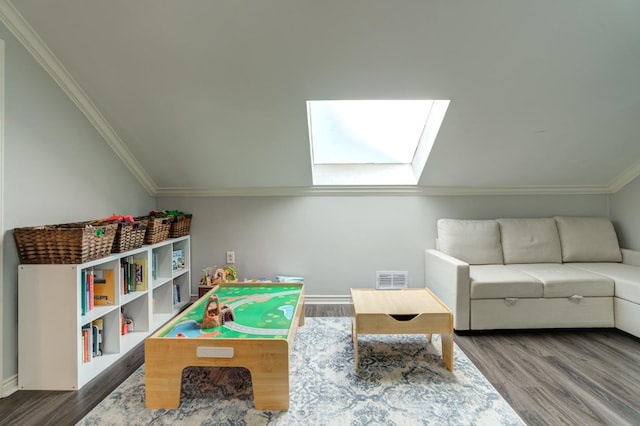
[307,99,450,186]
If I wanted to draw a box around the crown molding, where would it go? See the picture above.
[608,160,640,193]
[0,0,157,195]
[153,184,612,197]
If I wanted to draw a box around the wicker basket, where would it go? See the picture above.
[13,222,118,264]
[138,216,172,245]
[110,219,148,253]
[168,214,192,238]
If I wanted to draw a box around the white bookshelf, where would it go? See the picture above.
[17,236,191,390]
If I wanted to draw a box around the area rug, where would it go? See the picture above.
[78,317,524,425]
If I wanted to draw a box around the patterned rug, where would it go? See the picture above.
[78,317,524,425]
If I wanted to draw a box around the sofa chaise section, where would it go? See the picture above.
[570,249,640,338]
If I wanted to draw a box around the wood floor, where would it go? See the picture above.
[455,327,640,426]
[1,304,640,425]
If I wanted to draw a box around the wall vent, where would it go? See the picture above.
[376,271,408,290]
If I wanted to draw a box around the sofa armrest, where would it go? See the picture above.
[622,248,640,267]
[425,249,471,331]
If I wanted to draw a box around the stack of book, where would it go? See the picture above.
[81,319,103,363]
[120,257,148,294]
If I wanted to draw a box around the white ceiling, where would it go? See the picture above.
[3,0,640,195]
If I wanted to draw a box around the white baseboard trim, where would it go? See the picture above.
[304,294,351,304]
[2,374,17,397]
[190,294,352,305]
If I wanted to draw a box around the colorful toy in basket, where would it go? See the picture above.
[149,210,188,217]
[95,214,148,253]
[95,214,136,223]
[149,210,192,238]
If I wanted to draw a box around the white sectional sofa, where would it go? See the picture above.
[425,216,640,338]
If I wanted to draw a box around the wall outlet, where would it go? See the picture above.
[226,251,235,264]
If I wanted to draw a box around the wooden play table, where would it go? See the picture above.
[145,282,304,410]
[350,288,454,372]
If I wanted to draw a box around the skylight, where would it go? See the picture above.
[307,99,450,186]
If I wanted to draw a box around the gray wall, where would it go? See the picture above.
[157,195,609,297]
[610,174,640,250]
[1,26,154,384]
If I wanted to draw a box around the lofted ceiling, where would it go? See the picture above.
[2,0,640,196]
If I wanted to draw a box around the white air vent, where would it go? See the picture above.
[376,271,408,290]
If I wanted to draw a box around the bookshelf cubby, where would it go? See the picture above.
[18,236,191,391]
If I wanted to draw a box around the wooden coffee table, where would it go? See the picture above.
[350,288,454,372]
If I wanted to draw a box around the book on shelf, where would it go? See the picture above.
[87,270,94,311]
[152,252,158,280]
[91,318,103,357]
[94,269,116,306]
[81,324,91,363]
[172,249,184,271]
[81,270,87,315]
[120,256,139,294]
[120,259,127,295]
[81,270,95,314]
[121,258,129,294]
[134,258,148,291]
[173,282,181,304]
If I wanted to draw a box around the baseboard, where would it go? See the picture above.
[189,293,352,304]
[305,294,351,304]
[2,373,17,397]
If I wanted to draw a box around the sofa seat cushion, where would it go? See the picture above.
[508,264,614,297]
[437,219,504,265]
[571,263,640,305]
[470,265,543,299]
[497,218,562,264]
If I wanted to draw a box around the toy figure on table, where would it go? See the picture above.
[199,265,237,287]
[201,294,234,329]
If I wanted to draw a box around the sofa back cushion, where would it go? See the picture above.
[437,219,503,264]
[554,216,622,262]
[497,218,562,264]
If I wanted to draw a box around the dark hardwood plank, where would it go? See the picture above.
[1,304,640,426]
[455,329,640,426]
[304,302,353,317]
[0,337,145,426]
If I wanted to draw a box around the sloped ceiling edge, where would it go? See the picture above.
[0,0,157,195]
